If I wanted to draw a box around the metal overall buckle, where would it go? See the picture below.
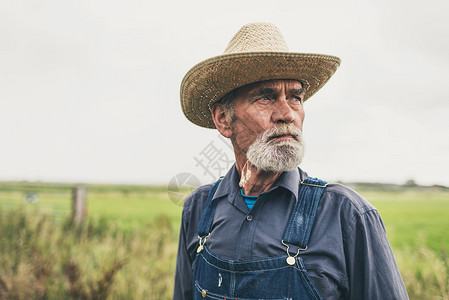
[300,180,329,188]
[197,233,210,253]
[281,240,307,266]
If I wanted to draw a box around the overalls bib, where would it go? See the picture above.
[193,177,328,300]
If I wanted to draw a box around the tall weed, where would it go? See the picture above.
[0,209,176,299]
[395,247,449,299]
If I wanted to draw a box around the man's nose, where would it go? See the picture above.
[272,98,295,123]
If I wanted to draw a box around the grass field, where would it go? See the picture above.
[363,189,449,252]
[0,182,448,299]
[88,187,184,231]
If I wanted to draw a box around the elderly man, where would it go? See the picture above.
[174,23,408,300]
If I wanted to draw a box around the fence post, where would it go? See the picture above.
[72,186,87,223]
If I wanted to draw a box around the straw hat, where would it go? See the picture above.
[181,22,341,128]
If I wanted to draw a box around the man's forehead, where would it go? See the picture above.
[237,79,303,95]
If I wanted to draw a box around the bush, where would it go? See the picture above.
[0,209,176,299]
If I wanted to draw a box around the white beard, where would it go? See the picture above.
[246,124,305,173]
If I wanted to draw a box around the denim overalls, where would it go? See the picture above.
[193,177,328,300]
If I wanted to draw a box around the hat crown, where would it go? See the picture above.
[224,22,289,54]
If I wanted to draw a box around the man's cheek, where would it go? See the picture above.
[256,110,270,121]
[236,132,256,149]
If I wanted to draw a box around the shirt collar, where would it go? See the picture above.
[275,167,301,200]
[213,164,309,203]
[213,164,240,201]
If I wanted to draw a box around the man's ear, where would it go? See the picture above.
[211,104,233,138]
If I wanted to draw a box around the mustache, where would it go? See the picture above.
[246,123,305,173]
[261,124,302,143]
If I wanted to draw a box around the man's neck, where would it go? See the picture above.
[237,161,282,196]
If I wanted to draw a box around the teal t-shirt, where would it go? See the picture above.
[240,189,258,210]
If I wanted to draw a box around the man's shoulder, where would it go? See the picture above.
[321,182,376,215]
[182,183,214,213]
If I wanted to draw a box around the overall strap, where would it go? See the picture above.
[197,177,223,237]
[282,177,328,249]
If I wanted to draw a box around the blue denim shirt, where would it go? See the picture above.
[173,166,409,300]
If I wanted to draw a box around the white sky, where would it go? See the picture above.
[1,0,448,186]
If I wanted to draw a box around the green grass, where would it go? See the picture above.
[0,209,177,299]
[87,189,184,231]
[362,189,449,252]
[0,183,186,231]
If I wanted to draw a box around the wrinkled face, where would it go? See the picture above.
[230,79,306,155]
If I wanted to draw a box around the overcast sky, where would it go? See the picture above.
[1,0,448,186]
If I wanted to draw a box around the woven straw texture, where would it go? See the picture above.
[181,23,341,128]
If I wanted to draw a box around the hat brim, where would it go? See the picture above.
[181,52,341,128]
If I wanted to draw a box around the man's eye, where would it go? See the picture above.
[257,96,270,101]
[292,96,303,102]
